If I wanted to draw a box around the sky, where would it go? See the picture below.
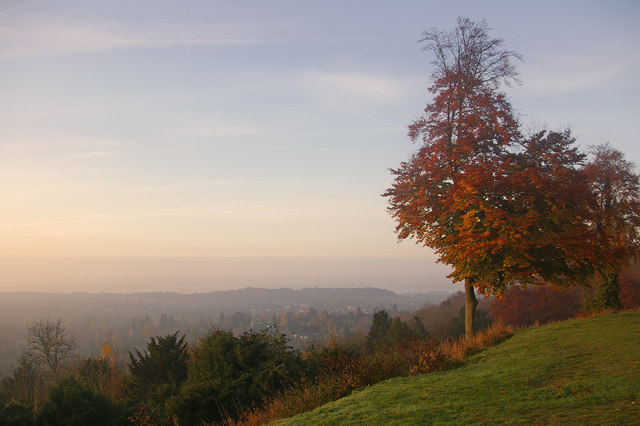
[1,0,639,293]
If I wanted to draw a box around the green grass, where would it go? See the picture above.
[275,311,640,425]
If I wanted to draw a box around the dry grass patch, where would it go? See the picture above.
[232,323,515,425]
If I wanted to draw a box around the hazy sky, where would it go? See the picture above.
[1,0,639,293]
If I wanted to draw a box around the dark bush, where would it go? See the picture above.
[168,327,305,424]
[0,399,34,426]
[38,378,128,426]
[124,332,188,413]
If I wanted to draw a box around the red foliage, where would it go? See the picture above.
[383,19,526,298]
[620,262,640,309]
[582,145,640,273]
[385,24,596,298]
[489,286,583,327]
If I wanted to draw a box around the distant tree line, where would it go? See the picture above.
[2,268,638,424]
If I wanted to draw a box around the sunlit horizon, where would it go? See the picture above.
[1,1,639,293]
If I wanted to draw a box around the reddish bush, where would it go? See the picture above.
[490,285,583,327]
[620,262,640,309]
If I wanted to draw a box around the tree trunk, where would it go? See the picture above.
[464,278,478,339]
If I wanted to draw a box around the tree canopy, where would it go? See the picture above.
[583,144,640,271]
[583,144,640,311]
[384,18,609,336]
[385,19,522,337]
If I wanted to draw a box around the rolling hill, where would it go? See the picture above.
[276,311,640,425]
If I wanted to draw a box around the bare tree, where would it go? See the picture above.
[24,319,77,378]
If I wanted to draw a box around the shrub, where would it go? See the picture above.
[38,377,128,426]
[586,273,622,312]
[0,399,35,426]
[124,332,188,414]
[168,327,305,425]
[490,285,582,327]
[619,262,640,309]
[239,336,461,425]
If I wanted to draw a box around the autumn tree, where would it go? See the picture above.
[495,130,598,289]
[385,19,596,337]
[384,18,521,338]
[583,144,640,311]
[75,343,125,402]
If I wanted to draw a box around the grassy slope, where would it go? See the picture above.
[276,311,640,425]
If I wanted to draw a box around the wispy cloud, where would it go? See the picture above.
[0,13,271,61]
[1,136,133,157]
[123,176,364,194]
[517,50,638,94]
[0,0,48,17]
[299,71,407,112]
[1,211,196,230]
[63,150,120,160]
[168,119,264,140]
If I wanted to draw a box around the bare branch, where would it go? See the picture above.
[420,17,522,89]
[24,318,77,377]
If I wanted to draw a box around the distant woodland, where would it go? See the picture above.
[0,265,638,424]
[0,287,447,377]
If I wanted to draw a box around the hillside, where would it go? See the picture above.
[276,311,640,425]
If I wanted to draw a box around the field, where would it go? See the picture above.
[276,311,640,425]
